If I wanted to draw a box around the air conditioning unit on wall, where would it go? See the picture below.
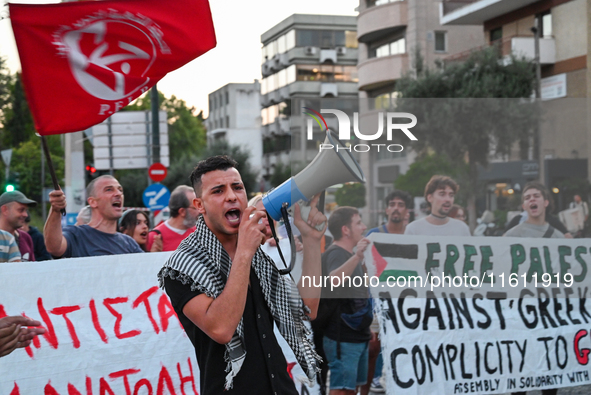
[305,46,317,55]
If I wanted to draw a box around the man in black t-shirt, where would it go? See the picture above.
[159,156,326,394]
[321,206,372,395]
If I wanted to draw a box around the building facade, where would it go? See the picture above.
[205,82,263,178]
[356,0,485,226]
[441,0,591,211]
[260,14,359,185]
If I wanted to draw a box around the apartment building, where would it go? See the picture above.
[205,82,263,177]
[442,0,590,210]
[260,14,359,184]
[356,0,485,225]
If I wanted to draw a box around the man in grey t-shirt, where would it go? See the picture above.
[44,175,143,258]
[504,181,564,239]
[503,185,561,395]
[404,175,471,237]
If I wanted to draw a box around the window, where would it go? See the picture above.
[285,30,296,51]
[226,116,230,128]
[345,31,358,48]
[367,0,403,8]
[262,64,357,95]
[434,31,447,52]
[369,90,399,110]
[370,37,405,58]
[539,11,552,37]
[296,29,351,48]
[490,27,502,44]
[295,64,358,83]
[225,92,229,105]
[261,103,288,125]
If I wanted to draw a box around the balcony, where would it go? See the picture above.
[358,54,409,91]
[260,81,359,107]
[358,1,407,43]
[444,35,556,64]
[440,0,541,25]
[512,37,556,64]
[261,47,358,78]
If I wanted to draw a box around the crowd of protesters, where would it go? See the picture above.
[2,158,590,395]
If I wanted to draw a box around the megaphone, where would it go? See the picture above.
[262,129,365,221]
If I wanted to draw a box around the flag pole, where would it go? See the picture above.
[39,134,66,216]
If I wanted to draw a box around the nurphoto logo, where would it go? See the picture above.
[303,107,418,153]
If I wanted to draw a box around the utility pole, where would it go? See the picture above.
[531,24,542,179]
[151,84,160,165]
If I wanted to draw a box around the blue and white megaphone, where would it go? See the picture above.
[262,129,365,222]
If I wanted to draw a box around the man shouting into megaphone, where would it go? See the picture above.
[158,155,325,394]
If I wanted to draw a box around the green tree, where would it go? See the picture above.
[395,154,468,202]
[10,137,64,210]
[0,57,12,123]
[269,161,306,188]
[118,138,260,208]
[335,183,366,208]
[396,46,537,229]
[196,139,259,195]
[269,161,292,188]
[1,73,36,149]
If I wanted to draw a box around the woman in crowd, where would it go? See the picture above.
[449,204,467,223]
[119,210,162,252]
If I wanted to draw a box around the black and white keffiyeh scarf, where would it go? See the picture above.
[158,216,320,389]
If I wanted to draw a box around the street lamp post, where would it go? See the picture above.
[531,25,542,175]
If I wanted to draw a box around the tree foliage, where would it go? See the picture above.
[269,161,292,188]
[118,138,260,207]
[11,137,64,205]
[395,46,537,228]
[0,58,64,214]
[0,58,13,124]
[335,183,366,208]
[197,139,259,195]
[395,154,468,201]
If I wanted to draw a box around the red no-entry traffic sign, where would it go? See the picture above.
[148,163,167,182]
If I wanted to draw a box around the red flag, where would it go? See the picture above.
[9,0,216,135]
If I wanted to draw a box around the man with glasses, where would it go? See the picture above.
[147,185,199,251]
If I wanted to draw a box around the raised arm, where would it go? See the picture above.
[43,189,68,257]
[181,207,266,344]
[328,237,370,279]
[294,194,327,320]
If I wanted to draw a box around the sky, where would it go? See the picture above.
[0,0,359,118]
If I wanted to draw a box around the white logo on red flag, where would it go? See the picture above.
[54,11,168,101]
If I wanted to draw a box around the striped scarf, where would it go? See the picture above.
[158,216,320,389]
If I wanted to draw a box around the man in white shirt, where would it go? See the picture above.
[404,175,471,237]
[570,194,589,221]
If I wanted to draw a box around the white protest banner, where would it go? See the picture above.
[365,234,591,395]
[0,252,317,394]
